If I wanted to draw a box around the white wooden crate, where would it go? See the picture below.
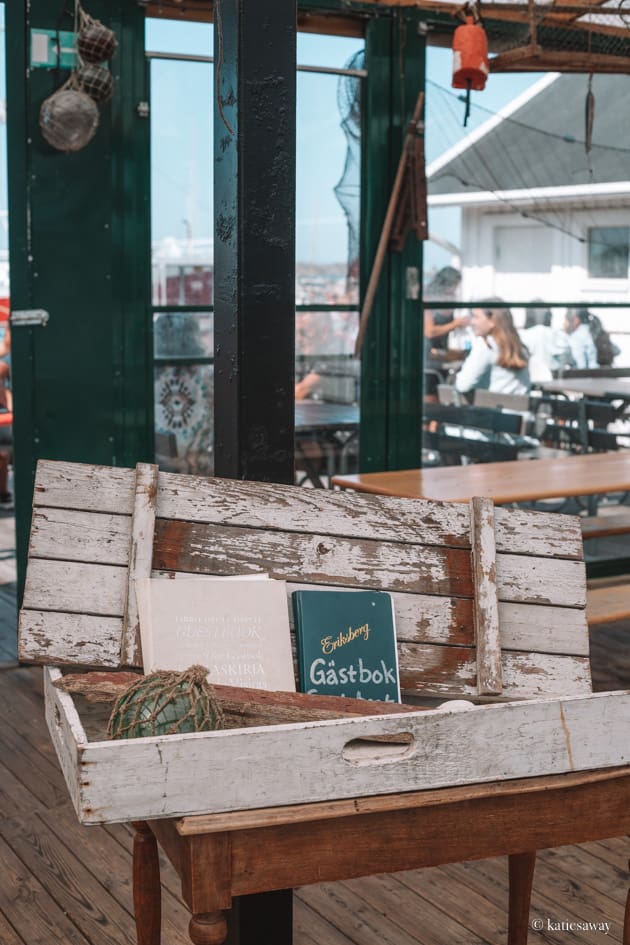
[19,459,622,826]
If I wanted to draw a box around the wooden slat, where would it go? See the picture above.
[33,460,135,514]
[154,520,586,608]
[470,497,502,696]
[18,611,122,667]
[152,520,474,597]
[17,589,588,670]
[121,463,159,667]
[581,513,630,541]
[587,578,630,626]
[32,460,584,560]
[22,559,127,616]
[398,644,591,700]
[29,507,131,564]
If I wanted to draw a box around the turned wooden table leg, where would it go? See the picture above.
[623,855,630,945]
[508,851,537,945]
[132,821,162,945]
[189,912,228,945]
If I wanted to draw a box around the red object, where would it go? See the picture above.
[0,299,9,323]
[452,17,489,91]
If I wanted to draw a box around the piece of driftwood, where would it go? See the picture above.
[54,672,423,727]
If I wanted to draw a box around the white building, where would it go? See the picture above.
[427,72,630,356]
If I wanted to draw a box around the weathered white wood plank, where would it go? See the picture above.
[497,601,589,657]
[154,522,586,608]
[29,507,131,565]
[121,463,159,667]
[52,688,630,824]
[33,460,584,559]
[23,559,127,616]
[34,460,136,514]
[19,556,588,669]
[153,522,473,597]
[398,644,591,700]
[498,554,586,609]
[44,667,86,815]
[470,497,502,696]
[19,611,122,667]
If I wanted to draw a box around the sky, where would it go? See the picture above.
[146,19,542,272]
[0,11,542,268]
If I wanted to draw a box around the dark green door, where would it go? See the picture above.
[6,1,153,592]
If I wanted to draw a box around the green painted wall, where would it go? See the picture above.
[6,1,152,592]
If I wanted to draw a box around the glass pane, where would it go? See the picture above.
[154,364,214,476]
[295,309,360,410]
[588,227,629,279]
[145,20,213,57]
[296,62,362,306]
[151,57,213,306]
[153,312,213,360]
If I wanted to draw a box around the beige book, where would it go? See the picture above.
[135,576,296,691]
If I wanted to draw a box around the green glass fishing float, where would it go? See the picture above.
[108,665,224,739]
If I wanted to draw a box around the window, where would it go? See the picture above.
[588,227,629,279]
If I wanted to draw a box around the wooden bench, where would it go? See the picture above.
[581,510,630,540]
[18,459,630,945]
[587,575,630,625]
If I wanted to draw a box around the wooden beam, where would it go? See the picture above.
[490,49,630,73]
[146,0,365,35]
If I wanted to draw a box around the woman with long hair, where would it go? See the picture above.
[455,301,530,397]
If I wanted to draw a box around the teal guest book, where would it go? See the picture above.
[292,589,400,702]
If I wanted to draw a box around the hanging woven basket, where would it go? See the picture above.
[108,666,225,739]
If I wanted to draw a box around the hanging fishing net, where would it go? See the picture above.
[76,63,114,104]
[334,49,363,298]
[39,83,99,152]
[77,7,118,63]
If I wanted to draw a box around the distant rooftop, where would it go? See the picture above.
[428,72,630,199]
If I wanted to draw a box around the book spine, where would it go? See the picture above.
[292,593,309,692]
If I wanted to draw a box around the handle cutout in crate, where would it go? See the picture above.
[342,732,415,766]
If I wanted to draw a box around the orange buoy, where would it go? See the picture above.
[452,16,489,91]
[452,15,488,125]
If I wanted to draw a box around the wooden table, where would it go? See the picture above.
[139,766,630,945]
[295,401,359,487]
[332,450,630,505]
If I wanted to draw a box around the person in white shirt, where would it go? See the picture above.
[519,305,571,382]
[455,302,530,398]
[564,309,598,369]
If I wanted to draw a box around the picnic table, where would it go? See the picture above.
[332,450,630,505]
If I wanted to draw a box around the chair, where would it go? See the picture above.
[424,404,537,464]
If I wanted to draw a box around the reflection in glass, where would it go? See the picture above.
[295,311,360,404]
[153,312,213,360]
[154,365,214,475]
[588,227,629,279]
[296,58,362,307]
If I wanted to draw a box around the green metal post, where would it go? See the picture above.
[360,13,425,471]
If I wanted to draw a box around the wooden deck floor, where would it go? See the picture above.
[2,510,630,945]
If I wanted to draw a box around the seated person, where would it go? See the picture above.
[519,304,570,383]
[564,308,598,369]
[455,302,530,398]
[295,312,336,401]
